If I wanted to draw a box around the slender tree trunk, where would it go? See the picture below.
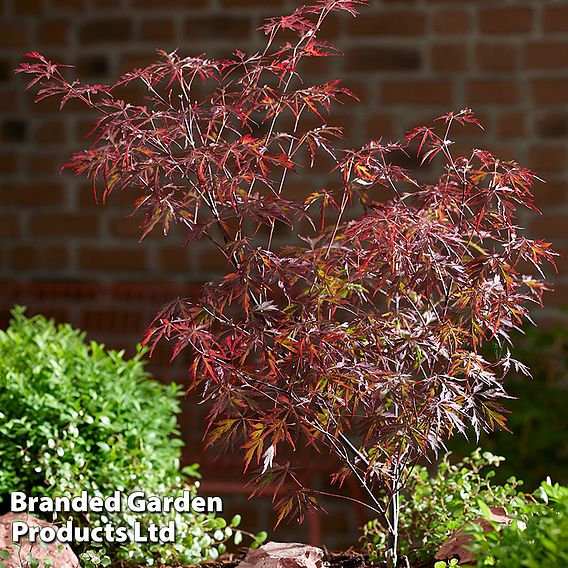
[385,489,399,568]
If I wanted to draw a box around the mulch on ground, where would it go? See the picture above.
[198,549,439,568]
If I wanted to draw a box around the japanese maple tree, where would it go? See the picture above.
[17,1,555,565]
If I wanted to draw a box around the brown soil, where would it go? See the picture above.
[199,550,438,568]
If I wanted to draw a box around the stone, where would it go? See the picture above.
[236,542,324,568]
[0,512,79,568]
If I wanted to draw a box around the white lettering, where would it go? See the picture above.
[173,490,191,512]
[114,526,128,543]
[40,526,56,543]
[90,527,103,543]
[146,495,161,513]
[132,521,147,542]
[89,496,102,512]
[10,492,27,513]
[127,492,145,512]
[191,496,206,513]
[206,496,223,513]
[105,491,121,512]
[71,491,88,511]
[159,521,175,543]
[11,521,28,541]
[53,496,71,512]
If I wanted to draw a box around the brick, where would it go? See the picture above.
[381,80,453,106]
[535,113,568,139]
[8,245,68,271]
[0,152,19,174]
[14,0,42,15]
[29,153,61,175]
[30,214,98,237]
[301,56,332,76]
[0,216,19,237]
[76,55,110,78]
[425,0,492,3]
[0,23,27,47]
[366,113,395,139]
[530,213,568,240]
[543,6,568,33]
[479,7,533,34]
[44,246,69,269]
[184,16,251,42]
[345,46,421,72]
[78,247,147,272]
[0,93,17,113]
[80,19,133,44]
[432,10,469,35]
[431,43,467,72]
[52,0,85,9]
[1,120,28,143]
[9,246,38,270]
[27,95,61,115]
[533,180,568,209]
[139,19,175,42]
[347,11,426,36]
[0,58,11,83]
[38,21,70,45]
[110,217,142,239]
[160,247,190,272]
[132,0,202,8]
[93,0,124,7]
[496,111,526,138]
[531,79,568,105]
[80,307,145,334]
[466,80,519,105]
[220,0,282,5]
[0,182,65,207]
[476,44,517,72]
[525,42,568,70]
[528,145,567,173]
[199,249,230,273]
[34,121,66,145]
[117,53,159,74]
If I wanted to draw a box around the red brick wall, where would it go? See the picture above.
[1,0,568,548]
[2,0,567,311]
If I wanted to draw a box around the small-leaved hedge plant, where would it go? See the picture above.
[470,479,568,567]
[17,1,555,564]
[363,451,568,567]
[0,308,265,566]
[360,449,524,564]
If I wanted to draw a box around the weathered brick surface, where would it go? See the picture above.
[0,0,568,292]
[1,0,568,546]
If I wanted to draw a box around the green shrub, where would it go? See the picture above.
[360,450,523,563]
[0,307,265,565]
[471,480,568,567]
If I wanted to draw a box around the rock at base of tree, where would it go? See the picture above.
[0,512,79,568]
[236,542,324,568]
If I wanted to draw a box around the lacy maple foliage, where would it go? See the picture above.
[17,0,555,559]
